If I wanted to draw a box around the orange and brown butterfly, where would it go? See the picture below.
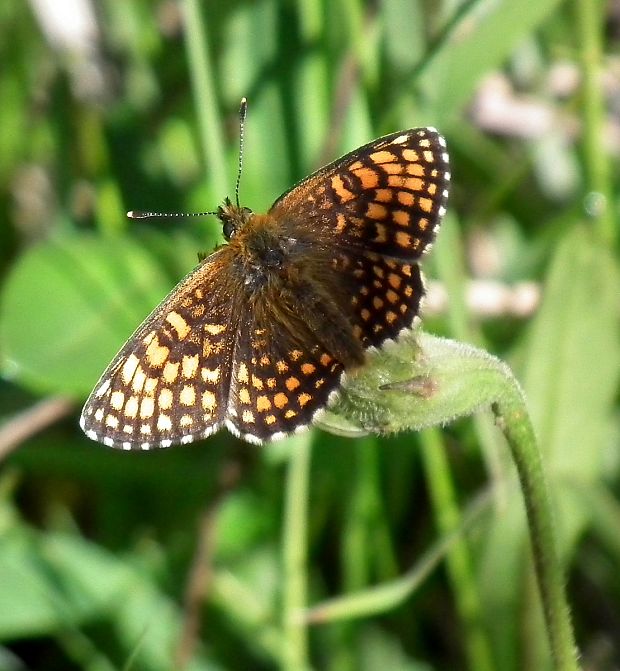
[80,101,450,449]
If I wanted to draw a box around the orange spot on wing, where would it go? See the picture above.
[354,167,379,189]
[335,213,347,233]
[382,163,405,175]
[402,149,419,162]
[202,390,217,411]
[397,191,414,206]
[393,210,410,227]
[159,388,173,410]
[419,197,433,213]
[145,337,169,368]
[238,363,249,383]
[286,377,301,391]
[370,150,397,164]
[257,395,271,412]
[388,273,402,289]
[366,203,387,220]
[274,393,288,409]
[182,354,199,379]
[166,311,190,339]
[407,163,425,177]
[320,353,333,367]
[386,289,398,304]
[374,189,393,202]
[163,361,179,383]
[331,174,354,203]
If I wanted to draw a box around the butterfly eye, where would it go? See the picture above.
[223,219,236,240]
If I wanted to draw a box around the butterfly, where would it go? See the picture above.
[80,116,450,449]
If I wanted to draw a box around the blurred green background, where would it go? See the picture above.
[0,0,619,670]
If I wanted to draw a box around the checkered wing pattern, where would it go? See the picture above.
[270,127,449,351]
[337,251,425,350]
[80,250,238,449]
[226,306,344,443]
[270,128,450,261]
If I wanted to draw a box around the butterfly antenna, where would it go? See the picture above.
[235,97,248,209]
[127,210,218,220]
[127,99,249,221]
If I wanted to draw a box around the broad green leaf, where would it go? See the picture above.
[522,227,620,486]
[0,524,220,670]
[0,232,201,397]
[0,528,130,639]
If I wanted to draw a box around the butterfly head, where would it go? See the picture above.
[218,197,253,240]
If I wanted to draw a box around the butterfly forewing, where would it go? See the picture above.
[270,128,450,261]
[80,250,238,449]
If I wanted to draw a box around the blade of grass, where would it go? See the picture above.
[282,437,312,671]
[420,428,495,671]
[574,0,615,244]
[182,0,228,200]
[413,0,565,124]
[306,488,492,623]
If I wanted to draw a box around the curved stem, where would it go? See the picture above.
[319,332,581,670]
[493,390,579,671]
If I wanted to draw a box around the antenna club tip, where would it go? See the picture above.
[127,210,142,218]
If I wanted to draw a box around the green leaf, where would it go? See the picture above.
[521,226,620,545]
[0,232,200,398]
[522,227,620,480]
[0,525,220,670]
[0,528,129,640]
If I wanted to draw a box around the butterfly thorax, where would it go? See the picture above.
[226,211,306,292]
[218,199,300,280]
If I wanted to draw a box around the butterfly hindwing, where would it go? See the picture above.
[226,286,347,443]
[337,251,426,350]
